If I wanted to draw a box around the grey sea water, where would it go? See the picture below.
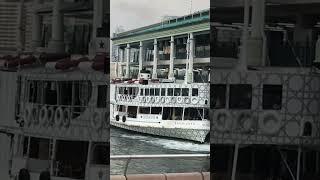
[110,127,210,175]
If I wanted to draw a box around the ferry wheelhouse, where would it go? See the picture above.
[110,10,210,143]
[211,0,320,179]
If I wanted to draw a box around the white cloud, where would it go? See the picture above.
[110,0,209,34]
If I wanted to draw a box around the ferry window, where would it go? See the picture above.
[128,106,137,118]
[140,89,144,96]
[151,107,162,114]
[28,81,38,103]
[229,84,252,109]
[59,81,72,105]
[91,143,108,165]
[204,109,209,119]
[145,88,150,96]
[97,85,107,108]
[182,88,189,96]
[174,88,181,96]
[29,137,50,160]
[162,107,182,120]
[192,88,198,96]
[150,88,155,96]
[155,89,160,96]
[139,107,150,114]
[23,137,29,157]
[212,84,226,109]
[119,105,126,112]
[161,88,166,96]
[185,108,202,120]
[55,140,88,179]
[167,88,173,96]
[263,85,282,110]
[44,81,57,105]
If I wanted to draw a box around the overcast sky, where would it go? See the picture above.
[110,0,210,35]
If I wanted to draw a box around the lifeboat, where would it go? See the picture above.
[39,53,70,62]
[55,58,74,70]
[91,53,109,71]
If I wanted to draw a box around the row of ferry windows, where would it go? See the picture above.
[118,87,199,96]
[118,105,209,120]
[211,84,282,110]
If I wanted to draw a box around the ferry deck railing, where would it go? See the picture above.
[110,154,210,176]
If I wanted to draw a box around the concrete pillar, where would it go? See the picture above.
[48,0,65,53]
[152,39,158,79]
[187,33,195,83]
[168,36,175,80]
[139,41,143,74]
[125,44,131,78]
[246,0,265,66]
[31,0,42,49]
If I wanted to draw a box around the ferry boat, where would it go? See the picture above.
[110,10,211,143]
[0,53,109,180]
[211,0,320,179]
[0,0,109,180]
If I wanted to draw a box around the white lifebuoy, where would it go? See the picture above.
[213,109,232,132]
[31,106,39,126]
[91,111,103,129]
[171,97,176,103]
[165,97,171,103]
[39,106,48,127]
[184,97,191,104]
[177,97,183,104]
[161,97,165,103]
[54,107,64,127]
[63,108,71,128]
[24,105,32,127]
[47,106,55,126]
[191,97,198,104]
[150,97,155,103]
[259,111,281,135]
[155,96,160,103]
[146,96,150,103]
[237,112,253,132]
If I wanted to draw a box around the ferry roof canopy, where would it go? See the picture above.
[212,0,320,24]
[112,9,210,44]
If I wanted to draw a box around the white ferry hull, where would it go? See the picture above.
[110,119,209,143]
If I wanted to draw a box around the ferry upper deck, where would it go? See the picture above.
[111,10,210,83]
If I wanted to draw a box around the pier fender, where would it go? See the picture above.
[63,108,71,128]
[116,115,120,121]
[259,111,281,135]
[31,105,40,126]
[39,106,48,127]
[54,107,64,127]
[122,116,126,122]
[24,105,32,127]
[213,109,232,132]
[91,111,103,129]
[237,112,253,132]
[47,107,55,126]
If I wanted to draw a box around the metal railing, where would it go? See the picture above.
[111,154,210,175]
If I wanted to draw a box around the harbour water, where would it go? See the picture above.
[110,127,210,175]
